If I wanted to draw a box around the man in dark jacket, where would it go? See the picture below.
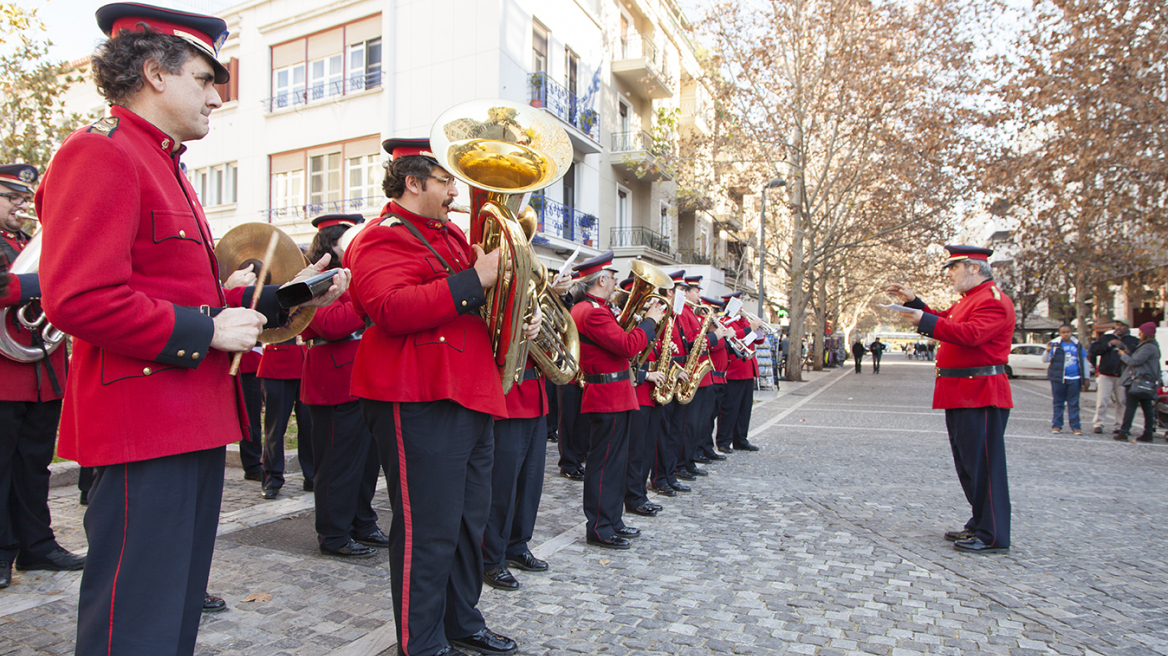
[1088,321,1140,434]
[851,340,866,373]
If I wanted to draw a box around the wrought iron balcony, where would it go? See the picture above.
[262,195,384,222]
[611,130,672,181]
[675,249,711,265]
[528,72,600,147]
[610,226,671,255]
[529,195,598,248]
[263,71,383,113]
[612,33,673,100]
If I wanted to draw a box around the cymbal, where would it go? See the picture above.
[213,223,315,343]
[214,223,306,286]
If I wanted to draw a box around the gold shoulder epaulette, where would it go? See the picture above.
[86,116,120,137]
[382,216,402,228]
[992,286,1001,300]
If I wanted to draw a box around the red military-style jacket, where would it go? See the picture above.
[709,328,729,385]
[299,291,363,406]
[36,107,283,466]
[0,230,67,401]
[238,347,262,375]
[497,358,548,420]
[257,341,306,379]
[571,293,654,413]
[909,280,1015,409]
[727,316,764,380]
[678,304,719,388]
[344,202,505,417]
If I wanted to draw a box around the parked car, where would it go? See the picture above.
[1006,343,1048,378]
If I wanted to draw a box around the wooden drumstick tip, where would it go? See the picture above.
[229,232,280,377]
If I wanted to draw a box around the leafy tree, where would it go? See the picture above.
[0,3,86,173]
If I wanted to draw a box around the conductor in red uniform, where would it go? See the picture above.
[345,138,530,656]
[36,5,345,653]
[888,245,1015,554]
[570,251,664,549]
[0,164,84,591]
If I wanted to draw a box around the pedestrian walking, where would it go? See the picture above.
[868,337,886,373]
[851,339,866,373]
[1089,320,1139,434]
[1113,322,1161,443]
[1043,324,1091,435]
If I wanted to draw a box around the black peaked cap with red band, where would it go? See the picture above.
[942,245,994,269]
[574,250,616,277]
[0,164,38,194]
[382,138,440,166]
[311,213,365,230]
[96,3,230,84]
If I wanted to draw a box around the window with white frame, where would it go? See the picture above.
[273,63,305,108]
[659,202,671,240]
[308,54,344,100]
[188,162,237,207]
[616,185,631,231]
[309,152,343,209]
[348,154,381,202]
[348,37,382,91]
[272,169,303,210]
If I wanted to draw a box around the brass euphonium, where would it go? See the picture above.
[0,229,66,363]
[615,260,674,368]
[430,99,578,392]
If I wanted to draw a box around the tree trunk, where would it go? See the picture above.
[784,127,807,383]
[813,268,826,371]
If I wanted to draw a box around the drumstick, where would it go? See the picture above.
[229,232,279,376]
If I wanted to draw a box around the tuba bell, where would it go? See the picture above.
[430,99,578,393]
[0,229,66,363]
[615,259,674,368]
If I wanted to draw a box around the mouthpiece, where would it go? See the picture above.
[449,204,471,214]
[14,211,37,222]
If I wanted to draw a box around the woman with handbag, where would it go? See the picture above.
[1113,321,1161,443]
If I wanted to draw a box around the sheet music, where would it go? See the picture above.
[879,303,915,313]
[724,297,743,317]
[551,247,581,287]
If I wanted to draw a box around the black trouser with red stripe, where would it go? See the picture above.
[309,401,381,551]
[626,404,660,509]
[945,407,1011,548]
[0,399,61,565]
[75,447,224,656]
[545,378,560,439]
[719,378,754,448]
[482,415,546,570]
[556,383,588,474]
[361,399,491,656]
[583,411,631,541]
[651,402,682,488]
[683,385,715,467]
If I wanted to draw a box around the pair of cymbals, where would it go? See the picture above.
[214,223,314,343]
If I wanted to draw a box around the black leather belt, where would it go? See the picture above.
[936,365,1006,378]
[583,370,631,384]
[713,371,726,378]
[521,368,540,382]
[308,335,357,347]
[672,355,686,364]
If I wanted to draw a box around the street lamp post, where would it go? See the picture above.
[758,178,786,318]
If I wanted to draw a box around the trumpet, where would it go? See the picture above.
[740,310,779,334]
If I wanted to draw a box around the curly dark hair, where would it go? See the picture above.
[382,156,436,199]
[91,26,200,105]
[307,225,350,269]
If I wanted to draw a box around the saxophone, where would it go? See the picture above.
[650,310,680,405]
[674,304,715,405]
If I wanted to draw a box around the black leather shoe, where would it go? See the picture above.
[706,452,728,461]
[560,468,585,481]
[645,501,663,511]
[1136,435,1155,443]
[1092,426,1103,434]
[546,431,559,443]
[944,529,975,542]
[320,539,376,559]
[616,526,641,539]
[627,503,659,517]
[733,441,760,451]
[586,535,631,550]
[693,455,712,464]
[505,551,548,572]
[0,561,10,588]
[450,628,518,655]
[675,470,696,481]
[243,470,262,481]
[717,446,734,454]
[671,482,691,493]
[953,538,1009,554]
[261,487,279,500]
[202,593,227,613]
[483,567,519,591]
[685,466,708,477]
[650,484,676,497]
[16,547,85,571]
[352,528,389,547]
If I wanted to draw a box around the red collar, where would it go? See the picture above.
[383,201,447,232]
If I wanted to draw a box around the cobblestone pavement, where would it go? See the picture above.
[2,359,1166,655]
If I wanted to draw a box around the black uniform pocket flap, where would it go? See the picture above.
[100,350,178,385]
[151,209,203,245]
[415,327,465,352]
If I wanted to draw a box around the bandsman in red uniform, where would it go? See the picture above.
[555,268,588,481]
[678,276,733,476]
[570,251,663,549]
[0,164,83,591]
[888,245,1015,554]
[650,270,691,496]
[718,292,766,453]
[257,337,313,498]
[300,214,387,559]
[626,276,668,517]
[700,295,731,462]
[36,5,346,653]
[224,259,265,482]
[345,138,532,656]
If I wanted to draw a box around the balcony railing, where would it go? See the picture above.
[263,71,383,113]
[612,130,654,153]
[528,72,600,144]
[530,195,598,248]
[262,195,384,222]
[675,249,711,265]
[610,226,671,255]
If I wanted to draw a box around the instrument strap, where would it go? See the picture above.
[31,325,63,397]
[388,213,456,275]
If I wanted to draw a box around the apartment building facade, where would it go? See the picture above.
[59,0,753,298]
